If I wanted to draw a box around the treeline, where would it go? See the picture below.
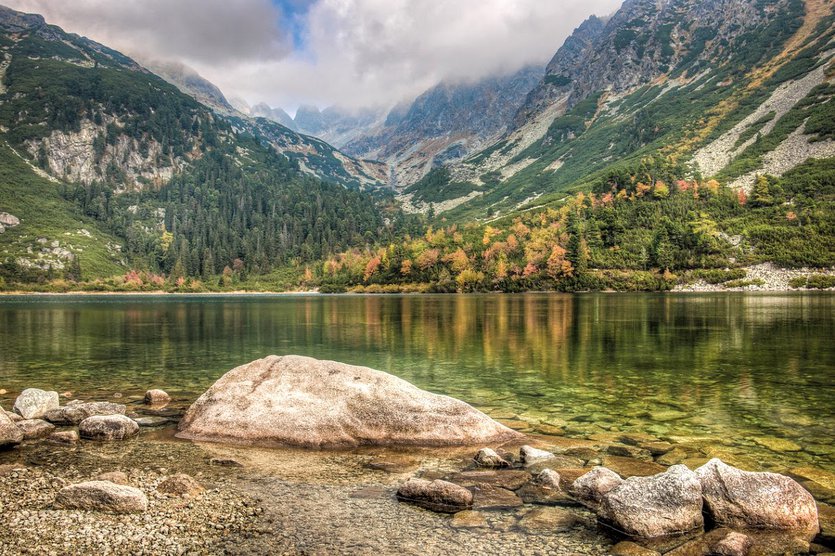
[317,157,835,293]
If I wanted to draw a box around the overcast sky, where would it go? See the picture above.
[5,0,622,114]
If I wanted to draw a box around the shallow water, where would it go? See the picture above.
[0,292,833,474]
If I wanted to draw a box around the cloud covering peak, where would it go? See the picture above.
[4,0,622,110]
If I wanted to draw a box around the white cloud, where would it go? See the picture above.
[4,0,622,111]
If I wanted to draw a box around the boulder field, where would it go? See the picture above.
[176,355,522,448]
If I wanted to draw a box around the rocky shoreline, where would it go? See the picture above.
[674,263,835,292]
[1,361,834,555]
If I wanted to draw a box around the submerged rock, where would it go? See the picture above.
[54,480,148,513]
[79,414,139,441]
[447,469,531,491]
[396,478,473,513]
[695,458,819,535]
[470,484,523,510]
[520,445,556,466]
[45,402,126,425]
[713,531,752,556]
[516,469,574,505]
[17,419,55,440]
[96,471,130,485]
[13,388,59,419]
[177,355,521,448]
[517,506,577,533]
[450,510,487,528]
[144,389,171,405]
[48,430,79,444]
[474,447,510,468]
[157,474,203,497]
[0,410,24,449]
[599,465,703,539]
[133,416,169,427]
[571,467,623,509]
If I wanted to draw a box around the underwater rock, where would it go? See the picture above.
[396,478,472,513]
[79,414,139,441]
[144,389,171,405]
[48,430,79,444]
[517,506,577,533]
[157,474,203,497]
[177,355,522,448]
[474,447,510,468]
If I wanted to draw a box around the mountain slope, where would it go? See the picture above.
[432,0,834,222]
[0,4,402,284]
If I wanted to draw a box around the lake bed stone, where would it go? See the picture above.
[157,474,203,497]
[517,506,577,533]
[450,510,487,528]
[54,480,148,513]
[45,402,126,425]
[474,447,510,468]
[79,414,139,441]
[470,483,523,510]
[144,389,171,405]
[177,355,522,448]
[520,445,556,466]
[448,469,531,491]
[396,478,473,513]
[13,388,59,419]
[48,430,79,444]
[95,471,130,485]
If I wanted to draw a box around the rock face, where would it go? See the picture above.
[599,465,704,539]
[13,388,59,419]
[54,481,148,513]
[177,356,522,448]
[45,402,126,425]
[695,458,819,534]
[79,415,139,441]
[396,478,473,513]
[0,410,24,449]
[571,466,623,508]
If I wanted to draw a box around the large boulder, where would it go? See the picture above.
[695,458,819,535]
[13,388,59,419]
[396,478,473,513]
[45,402,126,425]
[79,414,139,441]
[54,481,148,513]
[176,355,522,448]
[599,465,704,539]
[0,410,24,449]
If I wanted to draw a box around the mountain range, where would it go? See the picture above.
[0,0,833,290]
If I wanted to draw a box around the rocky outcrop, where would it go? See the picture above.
[0,211,20,234]
[45,402,126,425]
[599,465,703,539]
[176,355,521,448]
[79,415,140,441]
[396,478,473,513]
[695,458,819,534]
[13,388,59,419]
[54,481,148,513]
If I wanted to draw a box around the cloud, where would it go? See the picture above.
[4,0,623,111]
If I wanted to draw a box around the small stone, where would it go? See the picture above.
[96,471,130,485]
[133,416,169,427]
[520,445,556,465]
[713,531,752,556]
[13,388,59,419]
[209,457,243,467]
[16,419,55,440]
[470,484,523,510]
[54,481,148,513]
[396,478,473,513]
[157,474,204,497]
[474,447,510,468]
[610,541,661,556]
[450,510,487,529]
[0,410,24,449]
[79,414,139,441]
[571,467,623,509]
[144,389,171,405]
[48,430,79,444]
[517,507,577,533]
